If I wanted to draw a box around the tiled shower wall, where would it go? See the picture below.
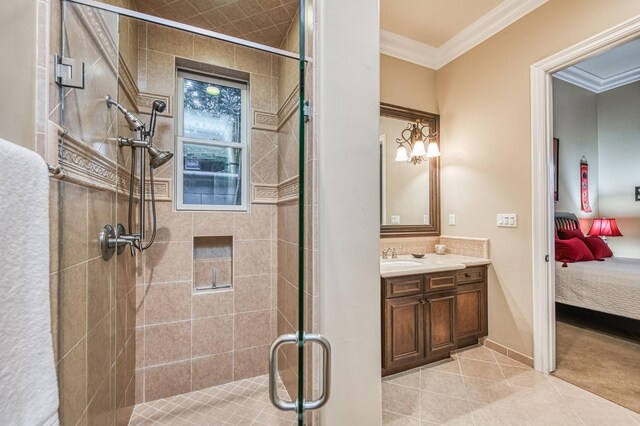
[133,22,284,402]
[46,0,140,425]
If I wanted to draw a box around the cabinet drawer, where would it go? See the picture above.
[385,276,423,298]
[425,272,456,292]
[456,267,485,284]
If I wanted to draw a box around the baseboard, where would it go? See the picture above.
[481,337,534,367]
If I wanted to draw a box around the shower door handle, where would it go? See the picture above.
[302,333,331,411]
[269,334,298,411]
[268,333,332,412]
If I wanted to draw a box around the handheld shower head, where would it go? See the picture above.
[147,145,174,169]
[152,100,167,113]
[106,95,144,132]
[148,99,167,137]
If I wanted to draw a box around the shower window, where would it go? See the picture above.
[176,70,249,211]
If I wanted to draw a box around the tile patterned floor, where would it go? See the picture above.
[129,375,297,425]
[130,347,640,425]
[382,345,640,425]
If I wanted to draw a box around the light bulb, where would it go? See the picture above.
[412,140,427,157]
[426,141,441,157]
[395,145,409,162]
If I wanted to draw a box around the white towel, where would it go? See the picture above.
[0,139,60,426]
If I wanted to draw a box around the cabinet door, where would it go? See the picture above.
[384,296,425,371]
[456,282,488,343]
[425,291,457,357]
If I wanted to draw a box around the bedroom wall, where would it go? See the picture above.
[552,78,599,221]
[597,81,640,258]
[436,0,640,357]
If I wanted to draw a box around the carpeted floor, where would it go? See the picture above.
[554,318,640,413]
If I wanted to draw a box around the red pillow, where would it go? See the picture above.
[555,238,594,263]
[557,228,584,240]
[557,228,613,258]
[581,235,613,259]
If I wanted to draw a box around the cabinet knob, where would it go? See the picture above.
[419,299,425,304]
[464,273,470,278]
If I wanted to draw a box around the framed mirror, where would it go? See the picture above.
[379,103,440,237]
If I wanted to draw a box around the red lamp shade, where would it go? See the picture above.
[588,218,623,237]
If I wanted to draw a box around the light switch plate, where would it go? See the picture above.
[497,213,517,227]
[448,214,456,226]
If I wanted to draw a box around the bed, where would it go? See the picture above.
[555,212,640,320]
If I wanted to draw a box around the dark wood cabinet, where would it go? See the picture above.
[383,296,425,370]
[425,291,457,357]
[456,281,488,346]
[382,265,488,376]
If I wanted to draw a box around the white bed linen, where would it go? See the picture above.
[555,257,640,320]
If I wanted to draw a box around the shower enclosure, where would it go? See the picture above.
[49,0,322,424]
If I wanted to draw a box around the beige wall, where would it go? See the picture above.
[436,0,640,356]
[597,81,640,258]
[0,0,37,150]
[553,78,599,219]
[381,54,438,114]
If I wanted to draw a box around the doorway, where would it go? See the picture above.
[530,13,640,404]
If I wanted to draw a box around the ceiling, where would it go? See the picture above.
[380,0,504,47]
[554,37,640,93]
[132,0,299,48]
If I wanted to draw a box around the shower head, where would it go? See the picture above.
[106,95,145,132]
[147,145,173,169]
[148,99,167,138]
[152,100,167,113]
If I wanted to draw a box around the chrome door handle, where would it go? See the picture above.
[269,334,298,411]
[268,333,333,412]
[302,334,332,411]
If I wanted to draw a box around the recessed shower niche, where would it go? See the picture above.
[193,236,233,291]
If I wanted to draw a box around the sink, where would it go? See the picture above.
[380,259,424,267]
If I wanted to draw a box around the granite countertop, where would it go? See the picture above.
[380,254,491,278]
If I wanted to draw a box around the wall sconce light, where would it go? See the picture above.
[394,119,440,165]
[588,217,623,243]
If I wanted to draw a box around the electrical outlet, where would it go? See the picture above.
[423,214,429,224]
[497,213,517,227]
[391,215,400,224]
[448,214,456,226]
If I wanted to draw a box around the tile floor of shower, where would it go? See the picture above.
[129,375,297,425]
[129,345,640,425]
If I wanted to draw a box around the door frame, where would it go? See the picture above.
[530,16,640,374]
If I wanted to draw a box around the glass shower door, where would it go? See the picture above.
[269,1,330,424]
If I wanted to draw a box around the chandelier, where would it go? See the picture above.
[394,119,440,165]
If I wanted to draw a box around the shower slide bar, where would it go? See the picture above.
[63,0,312,63]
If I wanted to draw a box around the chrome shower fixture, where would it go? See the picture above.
[101,95,173,260]
[148,145,173,169]
[105,95,144,131]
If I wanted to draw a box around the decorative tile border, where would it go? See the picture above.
[252,85,301,132]
[252,176,299,205]
[145,178,172,202]
[253,110,278,131]
[277,86,300,131]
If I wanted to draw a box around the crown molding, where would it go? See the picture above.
[380,0,549,70]
[437,0,549,68]
[380,30,438,70]
[554,65,640,93]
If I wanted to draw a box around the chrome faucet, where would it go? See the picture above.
[382,247,398,259]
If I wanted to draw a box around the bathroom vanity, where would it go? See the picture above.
[381,255,490,376]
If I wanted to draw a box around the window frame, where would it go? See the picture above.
[175,69,250,211]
